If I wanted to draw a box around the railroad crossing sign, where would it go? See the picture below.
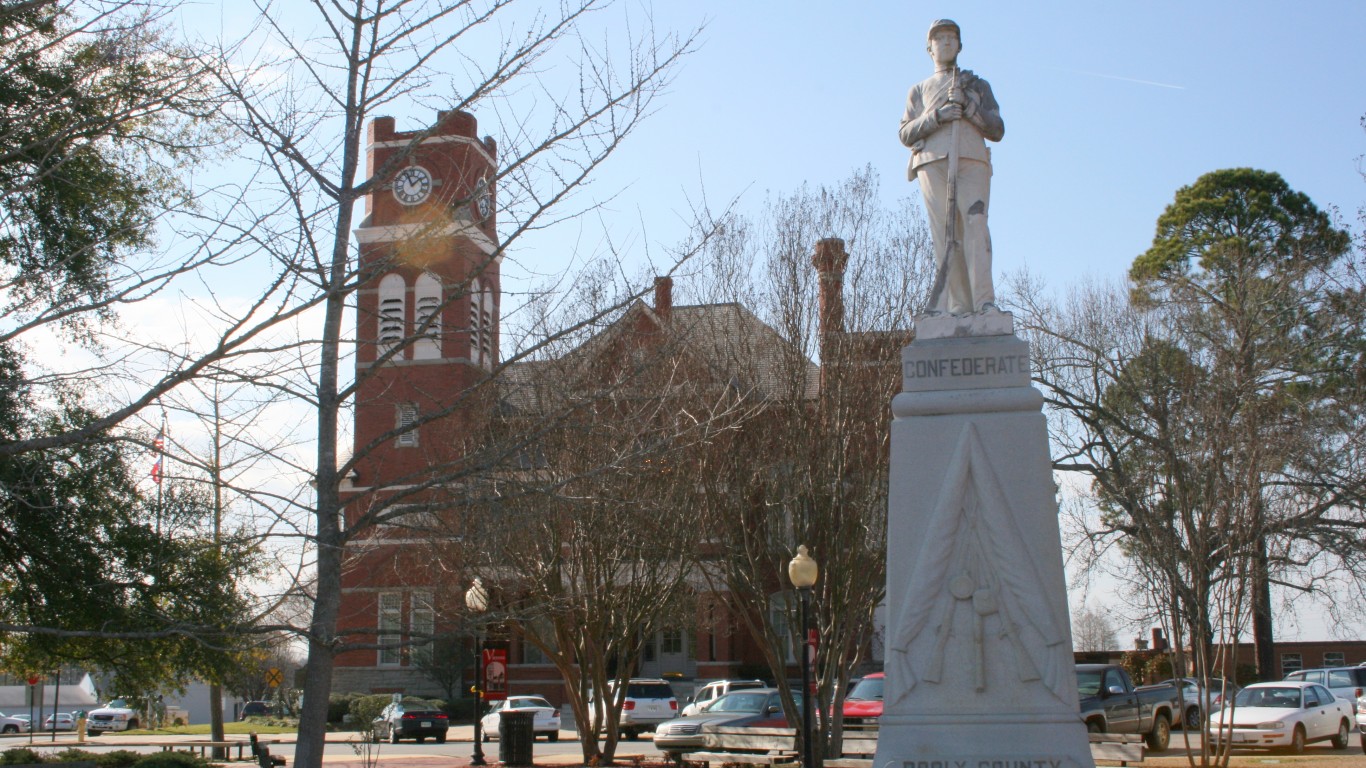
[265,668,283,688]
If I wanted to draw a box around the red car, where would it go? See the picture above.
[842,672,883,725]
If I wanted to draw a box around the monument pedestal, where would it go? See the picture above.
[876,324,1093,768]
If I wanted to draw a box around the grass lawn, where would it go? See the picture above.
[116,721,298,736]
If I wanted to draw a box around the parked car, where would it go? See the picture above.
[842,672,884,726]
[1075,664,1178,751]
[0,712,30,734]
[1356,696,1366,754]
[1208,681,1353,753]
[371,701,449,744]
[479,695,561,742]
[1285,666,1366,704]
[681,680,767,717]
[43,713,75,731]
[238,701,271,720]
[86,699,141,733]
[589,678,677,739]
[1159,677,1240,730]
[654,688,803,759]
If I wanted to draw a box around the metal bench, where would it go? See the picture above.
[683,725,800,767]
[1089,733,1145,766]
[161,739,254,761]
[824,725,878,768]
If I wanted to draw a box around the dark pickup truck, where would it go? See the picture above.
[1076,664,1179,752]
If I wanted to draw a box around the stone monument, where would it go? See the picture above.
[875,19,1094,768]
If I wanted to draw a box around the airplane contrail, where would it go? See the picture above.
[1044,65,1185,90]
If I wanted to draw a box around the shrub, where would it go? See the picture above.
[349,694,392,732]
[1,748,44,765]
[93,751,144,768]
[328,692,363,724]
[128,752,214,768]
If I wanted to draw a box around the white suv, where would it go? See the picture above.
[681,679,766,717]
[591,678,678,739]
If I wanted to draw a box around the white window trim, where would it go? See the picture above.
[378,592,402,667]
[396,403,418,447]
[414,273,442,360]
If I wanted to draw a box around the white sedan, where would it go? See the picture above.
[1208,681,1354,753]
[480,695,561,742]
[42,713,76,731]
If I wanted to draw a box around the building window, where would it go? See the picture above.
[378,592,402,666]
[661,629,683,655]
[468,278,495,369]
[396,403,418,447]
[1324,651,1346,667]
[1280,653,1303,676]
[410,592,434,665]
[413,273,442,360]
[378,274,406,355]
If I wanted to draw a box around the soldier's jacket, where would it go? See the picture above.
[899,68,1004,177]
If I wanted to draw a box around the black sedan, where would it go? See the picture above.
[372,702,450,744]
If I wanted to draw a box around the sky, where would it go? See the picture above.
[164,0,1365,644]
[546,0,1365,297]
[514,0,1366,643]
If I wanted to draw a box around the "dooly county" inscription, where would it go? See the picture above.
[906,353,1029,380]
[906,759,1065,768]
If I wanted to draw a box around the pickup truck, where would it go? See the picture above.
[1076,664,1178,751]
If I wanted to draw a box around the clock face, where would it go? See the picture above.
[393,166,433,205]
[474,177,493,219]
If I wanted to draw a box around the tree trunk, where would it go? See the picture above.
[1252,539,1275,681]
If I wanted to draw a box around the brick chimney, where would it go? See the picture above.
[653,276,673,321]
[812,238,848,337]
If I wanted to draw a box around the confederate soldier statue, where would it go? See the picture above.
[900,19,1004,316]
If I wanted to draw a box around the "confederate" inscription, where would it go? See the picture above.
[906,353,1029,380]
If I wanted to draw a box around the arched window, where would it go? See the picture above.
[468,278,496,369]
[377,273,406,357]
[413,273,442,360]
[478,283,495,368]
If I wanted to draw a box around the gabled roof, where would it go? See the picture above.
[498,300,819,414]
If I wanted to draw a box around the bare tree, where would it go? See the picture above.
[1070,605,1118,653]
[425,264,747,763]
[684,167,931,760]
[182,4,703,766]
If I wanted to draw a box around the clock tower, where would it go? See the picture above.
[334,110,500,690]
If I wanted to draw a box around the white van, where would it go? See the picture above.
[680,679,766,717]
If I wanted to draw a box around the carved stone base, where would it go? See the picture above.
[878,332,1093,768]
[913,308,1015,340]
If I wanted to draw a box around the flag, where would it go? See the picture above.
[151,426,166,484]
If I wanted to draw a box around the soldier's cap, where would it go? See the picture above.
[927,19,961,42]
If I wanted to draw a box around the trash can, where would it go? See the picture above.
[498,710,535,766]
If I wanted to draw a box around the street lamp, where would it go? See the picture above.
[788,545,819,768]
[466,578,489,767]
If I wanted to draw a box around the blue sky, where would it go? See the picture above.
[182,1,1364,643]
[504,0,1366,642]
[543,0,1365,299]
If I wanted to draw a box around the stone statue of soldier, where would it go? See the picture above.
[900,19,1005,316]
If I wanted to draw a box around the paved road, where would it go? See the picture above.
[0,726,654,765]
[4,726,1359,766]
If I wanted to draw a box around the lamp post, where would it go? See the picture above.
[788,545,819,768]
[466,578,489,767]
